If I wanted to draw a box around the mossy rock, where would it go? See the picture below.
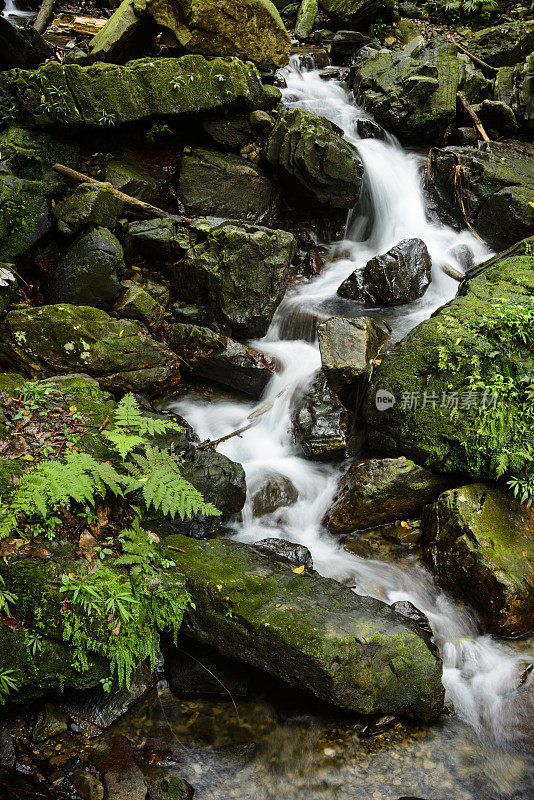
[423,483,534,636]
[0,304,181,394]
[166,534,444,721]
[467,20,534,68]
[53,184,124,236]
[362,238,534,482]
[0,55,279,129]
[317,0,394,26]
[0,174,52,262]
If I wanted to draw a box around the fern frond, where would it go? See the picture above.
[102,429,145,460]
[113,394,181,437]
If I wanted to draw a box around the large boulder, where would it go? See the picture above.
[348,41,463,145]
[337,238,432,305]
[169,322,277,397]
[179,148,276,224]
[0,56,279,129]
[53,184,124,236]
[467,20,534,68]
[167,533,444,720]
[317,316,386,400]
[125,217,191,264]
[291,371,348,461]
[423,483,534,636]
[428,141,534,250]
[45,228,125,309]
[265,107,363,208]
[494,56,534,132]
[317,0,394,26]
[89,0,154,63]
[0,305,181,394]
[362,238,534,486]
[0,17,53,70]
[172,221,295,338]
[325,457,452,534]
[145,0,291,68]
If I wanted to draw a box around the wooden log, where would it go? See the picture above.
[456,91,490,142]
[47,14,107,36]
[33,0,55,34]
[450,38,499,73]
[52,163,191,223]
[440,263,465,282]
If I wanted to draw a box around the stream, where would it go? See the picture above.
[144,60,534,799]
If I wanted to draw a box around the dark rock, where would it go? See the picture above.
[53,183,124,236]
[317,0,394,26]
[172,221,295,339]
[325,457,452,534]
[0,173,52,262]
[180,148,276,224]
[428,141,534,250]
[89,0,153,63]
[462,66,493,105]
[330,30,373,64]
[360,714,400,737]
[46,228,124,310]
[467,20,534,68]
[0,266,17,315]
[0,304,181,394]
[0,16,53,69]
[338,238,432,305]
[125,218,191,264]
[265,107,363,208]
[115,281,165,329]
[355,117,386,139]
[0,731,15,768]
[167,639,249,698]
[423,483,534,637]
[255,537,313,569]
[147,776,194,800]
[169,323,277,398]
[391,601,433,637]
[106,159,168,207]
[202,114,252,150]
[317,316,386,399]
[292,371,348,461]
[168,533,444,720]
[32,702,68,742]
[71,769,105,800]
[398,1,422,18]
[92,735,146,800]
[251,474,299,517]
[472,99,518,139]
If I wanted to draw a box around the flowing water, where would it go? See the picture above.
[0,0,35,21]
[156,60,534,799]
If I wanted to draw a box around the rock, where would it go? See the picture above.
[0,730,16,768]
[391,601,433,637]
[317,0,394,26]
[180,148,276,224]
[361,238,534,482]
[348,40,463,145]
[0,304,181,394]
[462,65,493,105]
[398,1,422,17]
[89,0,153,63]
[169,322,277,398]
[467,20,534,68]
[147,776,194,800]
[423,483,534,636]
[251,474,298,517]
[254,537,313,569]
[53,184,124,236]
[472,99,518,139]
[106,159,169,207]
[338,238,432,305]
[46,228,124,310]
[295,0,318,39]
[146,0,291,68]
[265,107,363,208]
[317,316,386,399]
[428,141,534,250]
[32,702,68,742]
[167,533,444,720]
[202,114,252,150]
[360,714,400,737]
[0,56,279,129]
[92,735,146,800]
[325,457,452,534]
[0,174,52,262]
[0,16,53,69]
[330,30,373,64]
[71,770,105,800]
[115,281,165,329]
[292,371,348,461]
[0,266,17,315]
[125,218,191,264]
[172,221,295,339]
[167,639,248,697]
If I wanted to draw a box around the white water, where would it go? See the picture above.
[167,61,534,753]
[1,0,35,20]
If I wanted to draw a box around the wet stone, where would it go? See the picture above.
[32,702,68,743]
[251,474,299,517]
[71,769,105,800]
[91,735,147,800]
[254,538,313,570]
[361,715,401,737]
[147,776,194,800]
[0,730,16,768]
[167,639,249,699]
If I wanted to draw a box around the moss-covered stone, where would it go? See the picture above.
[89,0,152,63]
[266,106,363,207]
[146,0,291,69]
[362,238,534,481]
[0,304,181,394]
[165,534,444,721]
[0,56,279,129]
[53,184,124,236]
[317,0,394,26]
[295,0,318,39]
[0,173,52,262]
[172,221,295,338]
[0,126,80,184]
[115,280,165,329]
[467,20,534,68]
[423,483,534,636]
[126,218,191,264]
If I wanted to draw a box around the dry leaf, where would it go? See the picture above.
[400,521,411,529]
[292,565,305,574]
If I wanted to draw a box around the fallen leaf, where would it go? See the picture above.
[455,338,462,346]
[1,612,21,631]
[292,565,305,574]
[400,521,411,529]
[78,530,98,561]
[28,547,53,561]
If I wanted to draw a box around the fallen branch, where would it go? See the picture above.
[450,38,498,73]
[52,163,191,223]
[47,14,107,36]
[440,263,465,282]
[33,0,55,34]
[457,91,490,142]
[197,420,258,450]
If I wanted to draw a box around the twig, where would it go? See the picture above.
[34,0,55,34]
[167,545,185,553]
[440,263,464,282]
[52,164,191,223]
[98,415,110,433]
[457,91,490,142]
[450,38,498,73]
[197,420,258,450]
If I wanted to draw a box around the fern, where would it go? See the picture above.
[113,394,181,437]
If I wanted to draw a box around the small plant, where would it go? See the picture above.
[0,575,16,615]
[27,632,43,656]
[98,109,116,126]
[0,669,19,704]
[146,123,172,143]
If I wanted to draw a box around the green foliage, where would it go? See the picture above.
[0,574,16,615]
[0,669,19,704]
[444,0,497,15]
